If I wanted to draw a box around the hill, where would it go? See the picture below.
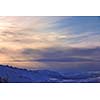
[0,65,100,83]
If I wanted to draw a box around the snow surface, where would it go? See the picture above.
[0,65,100,83]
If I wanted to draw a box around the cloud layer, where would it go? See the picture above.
[0,16,100,71]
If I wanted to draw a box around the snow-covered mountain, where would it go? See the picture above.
[0,65,100,83]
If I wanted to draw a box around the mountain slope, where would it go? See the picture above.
[0,65,63,83]
[0,65,100,83]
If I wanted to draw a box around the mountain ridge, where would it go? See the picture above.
[0,64,100,83]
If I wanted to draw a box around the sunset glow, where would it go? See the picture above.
[0,16,100,72]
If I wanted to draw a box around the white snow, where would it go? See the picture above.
[0,65,100,83]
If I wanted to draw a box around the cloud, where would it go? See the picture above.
[17,46,100,62]
[0,16,72,50]
[0,45,100,71]
[0,16,70,33]
[0,16,100,71]
[1,45,99,63]
[67,32,100,48]
[0,16,100,49]
[2,30,100,51]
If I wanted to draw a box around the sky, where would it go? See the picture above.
[0,16,100,72]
